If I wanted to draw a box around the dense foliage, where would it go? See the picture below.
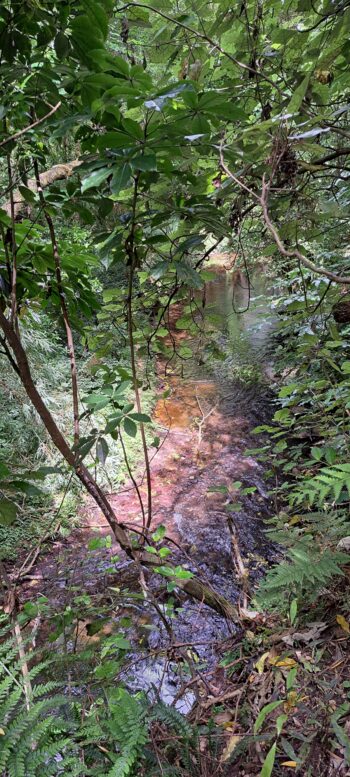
[1,0,350,775]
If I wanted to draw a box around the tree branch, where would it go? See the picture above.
[219,148,350,285]
[123,2,281,92]
[0,102,62,148]
[0,308,238,621]
[33,159,80,448]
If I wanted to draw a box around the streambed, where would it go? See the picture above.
[18,260,277,709]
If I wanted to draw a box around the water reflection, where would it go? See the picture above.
[203,267,274,354]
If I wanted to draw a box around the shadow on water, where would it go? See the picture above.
[19,262,277,710]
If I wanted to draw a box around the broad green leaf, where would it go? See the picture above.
[131,152,157,171]
[81,167,111,192]
[129,412,151,423]
[18,186,37,204]
[6,480,43,496]
[260,741,277,777]
[0,462,10,480]
[110,164,132,194]
[98,132,134,150]
[83,0,109,38]
[54,31,70,59]
[123,417,137,437]
[152,524,166,541]
[0,498,17,526]
[286,73,311,114]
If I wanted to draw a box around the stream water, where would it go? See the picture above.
[19,261,276,711]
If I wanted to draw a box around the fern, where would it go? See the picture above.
[256,511,350,611]
[104,689,148,777]
[291,463,350,507]
[0,616,82,776]
[0,617,202,776]
[151,702,194,739]
[149,702,200,776]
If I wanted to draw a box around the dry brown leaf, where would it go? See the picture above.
[284,621,327,644]
[284,691,298,713]
[281,761,297,768]
[214,711,232,726]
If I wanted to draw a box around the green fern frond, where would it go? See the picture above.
[291,463,350,507]
[151,702,194,739]
[107,752,138,777]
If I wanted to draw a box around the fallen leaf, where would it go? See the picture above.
[336,614,350,634]
[214,711,232,726]
[281,761,297,768]
[269,656,297,669]
[0,728,5,735]
[240,607,260,621]
[255,651,270,674]
[285,621,327,644]
[220,734,242,762]
[284,691,299,712]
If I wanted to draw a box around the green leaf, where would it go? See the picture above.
[98,132,133,150]
[276,713,287,736]
[75,435,97,460]
[110,164,132,195]
[0,462,10,480]
[111,636,131,650]
[88,536,111,550]
[54,31,70,59]
[289,598,298,625]
[129,412,151,423]
[174,566,193,579]
[152,524,166,542]
[81,167,111,192]
[131,152,157,171]
[83,0,109,38]
[84,393,111,409]
[124,417,137,437]
[286,666,297,691]
[18,186,36,204]
[260,741,277,777]
[254,701,284,734]
[311,447,323,461]
[6,480,43,496]
[286,72,311,114]
[273,409,291,424]
[0,498,17,526]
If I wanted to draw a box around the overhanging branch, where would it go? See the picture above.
[220,148,350,285]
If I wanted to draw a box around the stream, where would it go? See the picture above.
[19,260,276,712]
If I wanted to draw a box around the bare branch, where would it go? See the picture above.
[220,147,350,285]
[125,2,281,92]
[0,102,61,148]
